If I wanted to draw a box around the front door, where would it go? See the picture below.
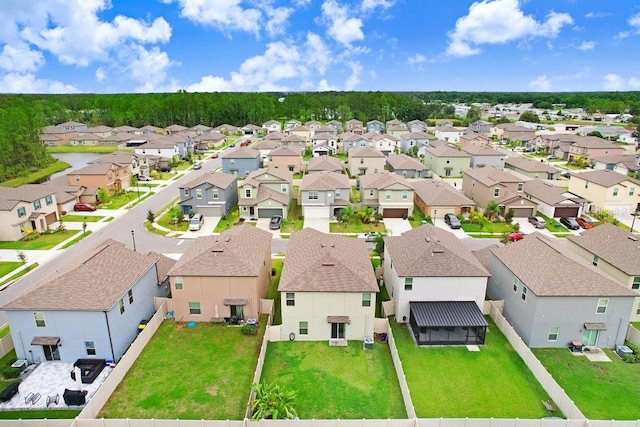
[43,345,60,361]
[331,323,345,339]
[582,330,599,347]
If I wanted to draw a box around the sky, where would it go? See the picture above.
[0,0,639,94]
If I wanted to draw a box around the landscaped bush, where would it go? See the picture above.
[241,324,257,335]
[0,356,19,379]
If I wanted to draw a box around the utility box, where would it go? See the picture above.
[363,337,374,350]
[11,360,28,372]
[616,345,633,359]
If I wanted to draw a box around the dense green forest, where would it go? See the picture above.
[0,91,638,183]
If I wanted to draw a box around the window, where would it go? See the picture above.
[309,191,318,200]
[385,191,391,200]
[513,277,519,292]
[184,189,190,197]
[128,289,134,304]
[281,184,288,193]
[517,183,523,192]
[189,302,201,315]
[637,303,640,316]
[85,341,96,356]
[17,207,26,218]
[174,276,183,290]
[596,298,608,314]
[613,188,619,196]
[369,189,374,197]
[34,312,46,327]
[494,188,500,197]
[335,190,341,198]
[521,286,528,301]
[286,293,295,306]
[548,326,559,342]
[245,189,251,198]
[362,292,371,307]
[629,188,635,196]
[33,200,41,210]
[299,321,308,335]
[360,158,364,164]
[632,277,640,290]
[75,175,80,182]
[196,189,203,200]
[585,181,589,188]
[212,189,219,200]
[119,298,125,315]
[402,191,408,200]
[45,195,53,205]
[404,277,413,291]
[592,255,599,267]
[230,159,235,164]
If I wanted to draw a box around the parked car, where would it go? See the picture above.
[138,175,153,181]
[229,143,236,147]
[560,217,580,230]
[364,232,383,242]
[269,215,283,230]
[546,155,558,160]
[160,166,172,172]
[211,153,219,159]
[560,171,571,179]
[193,164,202,170]
[576,216,595,229]
[189,214,204,231]
[508,231,526,242]
[528,216,546,228]
[444,213,461,229]
[74,203,97,212]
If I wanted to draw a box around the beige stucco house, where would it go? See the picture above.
[462,167,537,217]
[423,141,471,178]
[359,172,414,218]
[0,186,59,241]
[278,228,378,343]
[268,147,302,173]
[238,167,292,219]
[347,146,386,177]
[568,170,640,218]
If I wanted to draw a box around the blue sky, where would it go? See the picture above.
[0,0,639,93]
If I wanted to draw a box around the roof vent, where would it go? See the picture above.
[330,243,335,248]
[628,235,639,242]
[224,237,231,242]
[212,248,224,253]
[321,261,335,266]
[321,243,325,248]
[425,237,431,243]
[432,249,445,254]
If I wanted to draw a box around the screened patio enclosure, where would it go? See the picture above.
[409,301,488,345]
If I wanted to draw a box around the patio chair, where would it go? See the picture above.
[25,392,41,405]
[46,393,60,407]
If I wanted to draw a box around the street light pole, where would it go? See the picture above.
[131,230,137,252]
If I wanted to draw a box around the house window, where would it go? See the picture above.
[286,293,295,306]
[33,200,41,210]
[17,207,26,218]
[592,255,599,267]
[75,175,80,182]
[174,276,183,290]
[34,312,46,327]
[548,326,559,342]
[521,286,527,301]
[494,188,500,197]
[369,189,374,197]
[513,277,519,292]
[335,190,341,198]
[309,191,318,200]
[360,158,364,164]
[585,181,589,188]
[404,277,413,291]
[596,298,608,314]
[119,298,125,315]
[128,289,134,304]
[632,277,640,290]
[385,191,391,200]
[85,341,96,356]
[245,189,251,198]
[517,183,523,192]
[402,191,408,200]
[630,188,635,196]
[299,321,308,335]
[196,189,203,200]
[637,303,640,316]
[212,190,219,200]
[189,302,201,315]
[613,188,618,196]
[45,195,53,205]
[281,184,288,193]
[230,159,235,164]
[362,292,371,307]
[184,189,190,197]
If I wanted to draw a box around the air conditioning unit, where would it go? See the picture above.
[616,345,633,359]
[363,337,374,350]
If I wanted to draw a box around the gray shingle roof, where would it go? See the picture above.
[348,146,385,158]
[181,172,237,190]
[278,228,378,293]
[270,147,302,156]
[426,144,471,158]
[412,180,475,207]
[463,166,524,186]
[307,155,343,172]
[461,145,502,156]
[386,154,426,171]
[523,180,588,206]
[221,146,260,159]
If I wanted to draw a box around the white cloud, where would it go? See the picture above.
[0,44,44,73]
[165,0,261,35]
[529,75,550,91]
[629,77,640,89]
[294,0,312,5]
[585,12,609,19]
[317,79,337,91]
[407,54,426,64]
[446,0,573,57]
[629,13,640,28]
[321,0,364,46]
[120,44,178,93]
[603,73,640,91]
[361,0,395,12]
[344,61,362,90]
[576,41,595,51]
[95,67,106,82]
[0,72,78,93]
[263,6,294,37]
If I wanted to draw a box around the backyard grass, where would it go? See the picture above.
[99,320,266,419]
[266,259,283,325]
[392,318,552,418]
[0,160,70,187]
[631,322,640,331]
[0,409,81,420]
[0,262,22,278]
[60,214,103,222]
[461,219,516,233]
[281,197,303,233]
[537,212,570,233]
[0,324,10,338]
[351,186,360,203]
[533,348,640,419]
[0,263,38,287]
[409,207,430,228]
[329,220,386,233]
[260,341,406,419]
[60,231,92,249]
[0,230,79,250]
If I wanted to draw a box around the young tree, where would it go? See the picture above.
[485,201,500,221]
[147,209,156,223]
[96,188,110,205]
[251,382,298,420]
[505,208,514,224]
[17,251,27,264]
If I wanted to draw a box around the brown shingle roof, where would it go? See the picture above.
[463,166,524,186]
[386,154,426,171]
[243,167,292,187]
[307,155,343,172]
[566,223,640,276]
[505,156,559,173]
[385,225,490,277]
[461,145,502,156]
[359,172,412,191]
[168,225,271,277]
[300,171,350,191]
[270,147,302,156]
[523,180,587,206]
[490,233,635,297]
[412,180,475,207]
[348,146,385,158]
[572,169,640,187]
[238,185,290,206]
[279,228,378,292]
[426,144,471,158]
[221,146,260,159]
[181,172,237,190]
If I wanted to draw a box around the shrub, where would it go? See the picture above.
[241,324,257,335]
[623,354,636,364]
[221,214,227,221]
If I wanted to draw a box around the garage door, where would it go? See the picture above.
[508,207,534,217]
[258,208,283,218]
[45,212,57,226]
[383,208,408,218]
[198,206,222,217]
[303,206,330,219]
[554,206,579,218]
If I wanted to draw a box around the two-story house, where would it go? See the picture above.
[434,126,463,143]
[399,132,433,154]
[307,155,344,174]
[340,133,369,154]
[422,141,471,178]
[590,154,640,176]
[567,136,625,162]
[386,154,428,178]
[300,171,351,219]
[459,132,492,149]
[221,147,261,177]
[504,157,560,180]
[262,120,282,133]
[359,172,414,218]
[0,186,59,240]
[407,120,427,133]
[366,120,384,134]
[238,168,292,219]
[371,134,400,156]
[268,147,303,173]
[347,146,386,177]
[325,120,344,133]
[468,120,492,135]
[346,119,364,133]
[68,162,130,195]
[462,145,505,169]
[568,170,640,218]
[179,172,238,217]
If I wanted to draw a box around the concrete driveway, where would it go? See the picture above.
[433,218,469,238]
[181,216,220,238]
[382,218,412,236]
[304,218,331,233]
[256,218,281,236]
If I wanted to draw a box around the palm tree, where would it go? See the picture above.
[485,201,500,221]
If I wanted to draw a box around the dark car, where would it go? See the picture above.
[576,216,595,229]
[508,231,525,242]
[74,203,97,212]
[193,164,202,170]
[444,213,461,229]
[560,217,580,230]
[269,215,283,230]
[228,143,236,147]
[528,216,546,228]
[211,153,219,159]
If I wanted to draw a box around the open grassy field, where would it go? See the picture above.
[0,160,70,187]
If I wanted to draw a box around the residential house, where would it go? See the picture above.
[412,180,475,218]
[386,154,428,178]
[366,120,384,134]
[340,133,369,154]
[113,125,141,135]
[40,125,76,146]
[56,121,87,132]
[81,126,113,138]
[359,172,414,218]
[286,126,311,142]
[167,225,272,323]
[407,120,427,133]
[468,120,492,134]
[568,170,640,217]
[40,176,85,217]
[495,123,536,144]
[435,120,453,128]
[68,162,130,195]
[422,141,471,178]
[387,124,410,139]
[313,125,337,137]
[280,134,306,150]
[69,133,102,146]
[346,119,364,134]
[164,124,187,135]
[252,139,281,164]
[304,120,322,130]
[311,134,338,155]
[384,225,490,345]
[325,120,344,133]
[238,167,292,219]
[566,224,640,322]
[194,132,225,150]
[140,125,161,135]
[522,180,588,218]
[212,124,239,135]
[221,146,261,177]
[300,171,351,218]
[504,157,560,180]
[590,154,640,176]
[39,133,64,147]
[268,147,303,173]
[371,133,400,156]
[89,152,158,180]
[459,132,491,149]
[462,167,537,217]
[307,155,344,174]
[242,124,261,136]
[462,145,505,169]
[347,146,386,177]
[434,126,463,143]
[279,228,378,342]
[179,172,238,217]
[0,186,59,241]
[2,239,173,363]
[102,133,136,146]
[284,119,302,130]
[399,132,433,154]
[262,120,282,133]
[482,233,634,348]
[188,124,212,135]
[134,135,189,159]
[567,137,626,162]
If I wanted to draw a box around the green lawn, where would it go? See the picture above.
[0,160,70,187]
[0,262,22,278]
[144,220,169,236]
[281,198,303,233]
[60,214,103,222]
[0,263,38,286]
[0,230,79,250]
[47,145,120,153]
[409,207,430,228]
[631,322,640,331]
[351,186,360,203]
[214,206,244,232]
[0,324,10,338]
[157,208,189,232]
[533,348,640,419]
[536,213,570,232]
[61,230,92,249]
[461,220,515,233]
[100,320,266,419]
[266,259,283,325]
[393,318,553,418]
[260,341,406,419]
[99,191,149,210]
[330,220,386,233]
[0,410,81,420]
